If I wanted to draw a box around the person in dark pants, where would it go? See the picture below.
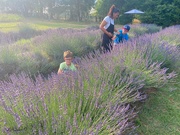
[99,5,120,53]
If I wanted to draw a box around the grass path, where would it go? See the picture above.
[136,77,180,135]
[0,18,97,33]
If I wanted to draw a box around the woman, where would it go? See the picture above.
[100,5,120,52]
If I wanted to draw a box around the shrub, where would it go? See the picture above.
[0,65,145,134]
[0,47,20,80]
[129,24,161,37]
[132,19,141,24]
[0,24,177,82]
[0,25,178,134]
[18,24,40,39]
[0,38,176,134]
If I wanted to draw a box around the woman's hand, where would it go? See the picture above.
[107,32,113,38]
[112,35,116,40]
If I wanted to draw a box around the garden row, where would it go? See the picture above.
[0,24,161,80]
[0,25,179,134]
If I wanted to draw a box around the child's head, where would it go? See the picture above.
[122,25,130,34]
[64,50,73,65]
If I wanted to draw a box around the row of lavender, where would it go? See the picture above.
[0,24,161,81]
[0,28,101,80]
[0,24,160,46]
[0,25,179,134]
[0,26,41,46]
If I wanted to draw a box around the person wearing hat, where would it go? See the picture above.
[99,5,120,53]
[57,50,77,75]
[113,25,131,47]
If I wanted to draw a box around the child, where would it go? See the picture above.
[57,50,77,75]
[113,25,130,46]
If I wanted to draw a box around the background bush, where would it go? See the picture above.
[128,24,161,38]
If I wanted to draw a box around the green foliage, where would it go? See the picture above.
[15,39,32,45]
[18,24,39,39]
[0,18,88,33]
[1,0,95,21]
[136,77,180,135]
[128,24,161,37]
[0,66,142,134]
[0,24,167,81]
[95,0,180,27]
[30,30,101,75]
[95,0,110,18]
[0,13,23,22]
[138,26,180,73]
[138,0,180,27]
[95,0,141,24]
[0,22,19,33]
[0,28,101,80]
[129,26,148,37]
[1,0,179,26]
[114,44,175,88]
[0,48,19,80]
[0,24,179,134]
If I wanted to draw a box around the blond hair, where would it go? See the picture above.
[64,50,73,58]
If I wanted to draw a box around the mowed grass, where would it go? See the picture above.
[136,76,180,135]
[0,18,92,33]
[0,22,20,32]
[27,19,90,30]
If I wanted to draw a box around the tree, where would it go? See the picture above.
[94,0,136,23]
[59,0,95,21]
[138,0,180,27]
[95,0,180,27]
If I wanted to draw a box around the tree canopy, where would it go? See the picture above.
[0,0,179,27]
[94,0,180,27]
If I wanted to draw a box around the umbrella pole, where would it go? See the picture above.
[132,14,135,24]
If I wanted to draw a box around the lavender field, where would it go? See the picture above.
[0,24,179,134]
[0,24,161,80]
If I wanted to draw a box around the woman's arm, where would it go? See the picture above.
[99,20,113,38]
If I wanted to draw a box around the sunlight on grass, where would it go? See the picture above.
[0,13,23,22]
[0,22,20,32]
[136,77,180,135]
[0,19,89,33]
[29,22,88,30]
[15,39,32,45]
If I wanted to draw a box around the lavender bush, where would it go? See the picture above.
[157,25,180,47]
[128,24,161,38]
[134,25,180,72]
[0,24,163,81]
[115,25,180,73]
[0,68,145,134]
[0,19,178,134]
[0,27,41,46]
[0,27,177,133]
[0,28,101,80]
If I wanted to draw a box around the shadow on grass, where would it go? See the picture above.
[135,77,180,135]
